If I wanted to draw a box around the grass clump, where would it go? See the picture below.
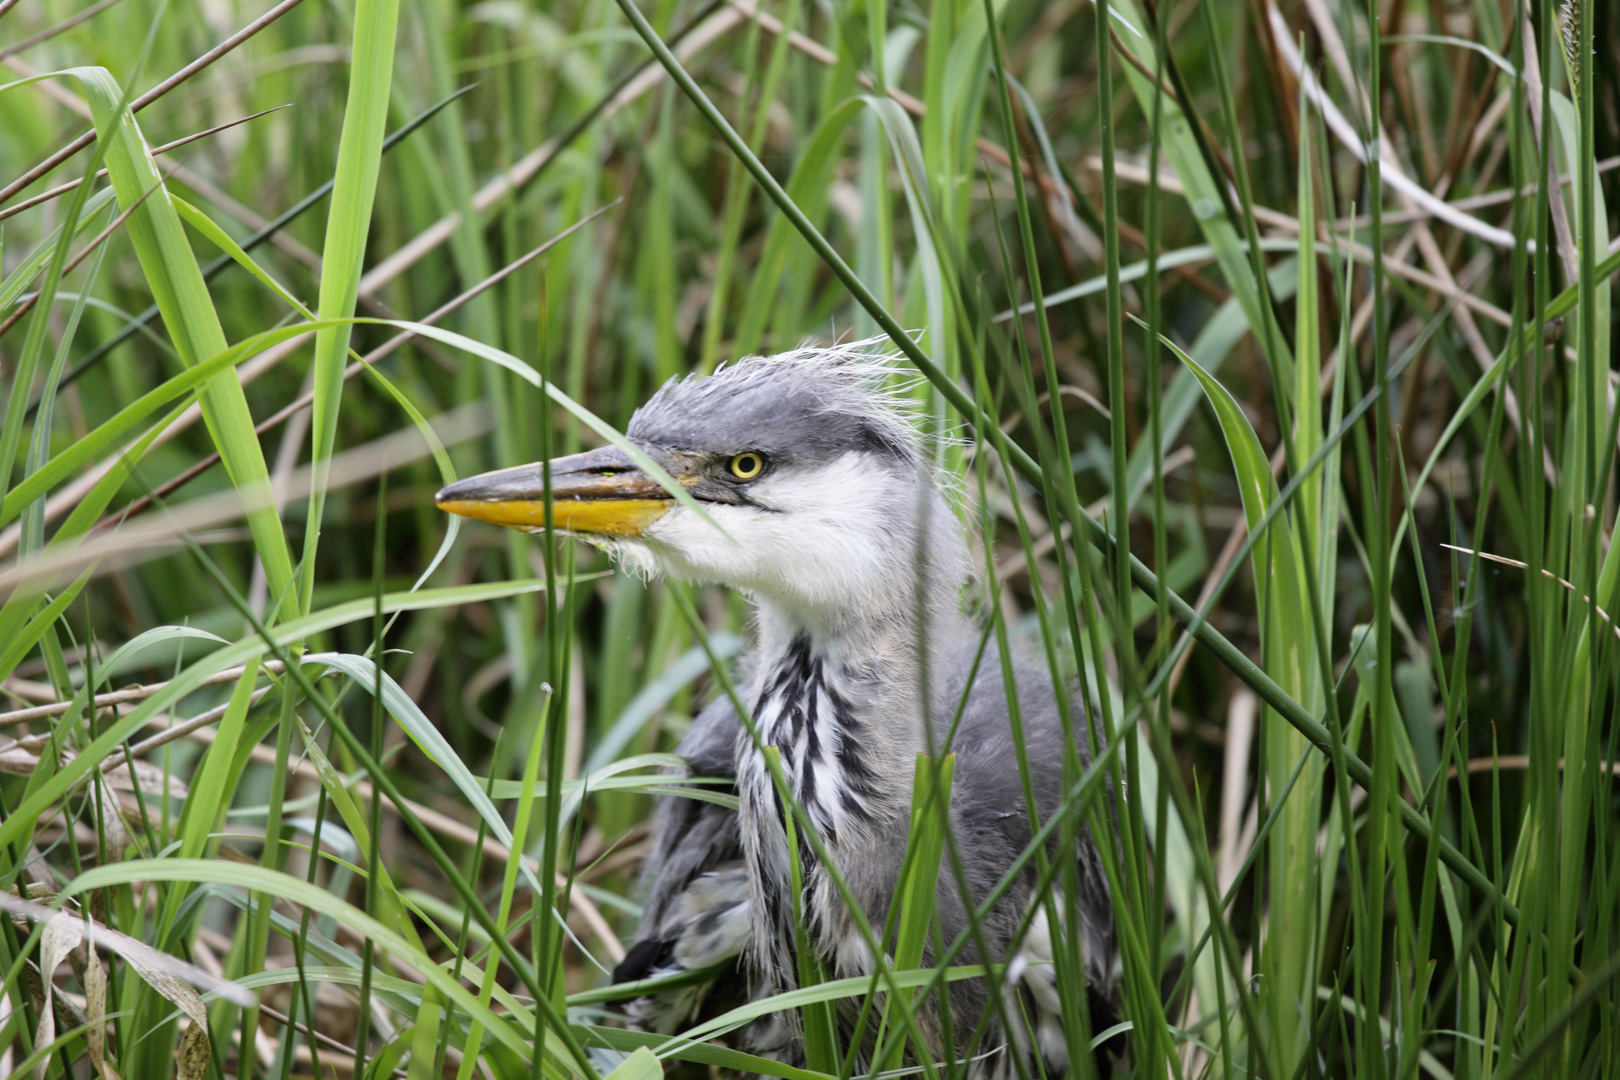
[0,0,1616,1077]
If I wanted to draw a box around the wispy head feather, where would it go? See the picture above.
[629,338,934,470]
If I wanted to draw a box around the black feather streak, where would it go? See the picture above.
[755,634,884,849]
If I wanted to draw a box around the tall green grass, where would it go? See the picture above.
[0,0,1615,1077]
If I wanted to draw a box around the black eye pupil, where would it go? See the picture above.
[732,454,761,478]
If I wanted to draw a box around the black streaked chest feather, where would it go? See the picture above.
[736,633,885,970]
[751,633,880,847]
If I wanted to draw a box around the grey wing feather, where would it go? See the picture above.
[626,693,744,937]
[932,638,1121,1074]
[612,694,750,1033]
[937,640,1116,975]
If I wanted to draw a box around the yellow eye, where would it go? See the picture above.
[728,452,764,480]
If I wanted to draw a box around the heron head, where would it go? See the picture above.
[436,344,966,623]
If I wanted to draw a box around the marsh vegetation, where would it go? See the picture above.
[0,0,1616,1076]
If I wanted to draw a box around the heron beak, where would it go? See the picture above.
[435,445,679,537]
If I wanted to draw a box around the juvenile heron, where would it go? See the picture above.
[437,344,1118,1076]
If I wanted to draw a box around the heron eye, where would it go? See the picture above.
[728,452,765,480]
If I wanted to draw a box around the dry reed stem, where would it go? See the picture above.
[1440,542,1620,642]
[1271,2,1523,251]
[0,105,289,225]
[0,0,125,61]
[0,406,489,600]
[0,661,286,728]
[0,0,308,206]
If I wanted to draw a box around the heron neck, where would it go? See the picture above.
[752,587,962,688]
[737,589,964,984]
[747,587,966,790]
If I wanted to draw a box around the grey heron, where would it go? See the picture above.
[437,344,1120,1076]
